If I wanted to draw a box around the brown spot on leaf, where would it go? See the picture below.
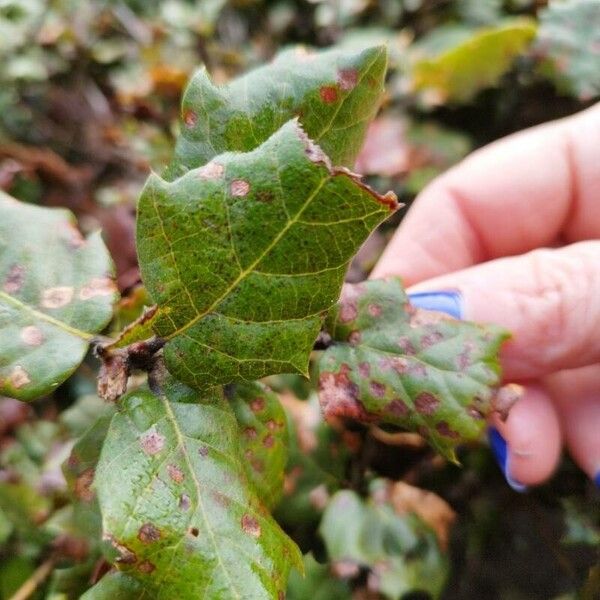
[250,397,265,412]
[319,364,370,421]
[244,427,257,440]
[436,421,459,439]
[368,303,382,317]
[266,419,278,431]
[198,446,209,457]
[138,523,161,544]
[339,300,357,323]
[319,85,338,103]
[20,326,44,346]
[167,464,184,484]
[197,162,224,180]
[230,179,250,197]
[41,286,74,309]
[263,434,275,448]
[3,264,24,293]
[358,362,370,377]
[140,429,165,455]
[386,398,409,417]
[337,68,358,91]
[183,109,197,128]
[138,560,155,574]
[256,190,275,203]
[414,392,440,415]
[421,331,444,348]
[348,330,361,345]
[189,527,199,537]
[370,381,386,398]
[241,514,261,538]
[179,493,191,511]
[106,536,137,564]
[79,277,116,300]
[75,467,95,502]
[397,336,416,355]
[9,366,30,389]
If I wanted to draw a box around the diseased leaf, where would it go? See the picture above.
[319,481,449,600]
[411,19,537,104]
[93,379,302,599]
[228,382,288,509]
[317,279,508,461]
[137,120,397,391]
[63,412,114,543]
[166,45,387,179]
[534,0,600,101]
[0,193,118,401]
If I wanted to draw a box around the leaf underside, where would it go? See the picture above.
[137,120,397,391]
[0,193,118,401]
[317,279,508,460]
[88,379,301,599]
[165,44,388,179]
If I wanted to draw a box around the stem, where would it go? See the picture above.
[8,557,56,600]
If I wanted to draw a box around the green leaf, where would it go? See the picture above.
[228,382,288,509]
[317,279,508,461]
[93,379,302,599]
[411,19,537,104]
[165,45,387,179]
[287,553,351,600]
[63,413,114,543]
[319,482,449,600]
[0,192,118,401]
[137,120,397,391]
[81,572,146,600]
[47,563,98,600]
[534,0,600,101]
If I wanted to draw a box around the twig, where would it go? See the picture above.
[369,425,426,448]
[8,557,56,600]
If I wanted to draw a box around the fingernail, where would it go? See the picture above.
[408,290,463,320]
[487,427,527,493]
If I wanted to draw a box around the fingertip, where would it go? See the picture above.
[490,385,562,488]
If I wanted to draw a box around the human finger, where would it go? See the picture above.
[372,103,600,285]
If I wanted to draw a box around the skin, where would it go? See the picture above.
[372,103,600,486]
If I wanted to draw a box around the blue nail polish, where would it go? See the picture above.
[408,290,463,320]
[488,427,527,493]
[594,471,600,489]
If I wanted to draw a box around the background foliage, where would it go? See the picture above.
[0,0,599,598]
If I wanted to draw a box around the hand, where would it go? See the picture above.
[372,104,600,490]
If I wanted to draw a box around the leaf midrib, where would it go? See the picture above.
[163,171,330,340]
[0,290,93,340]
[162,397,242,600]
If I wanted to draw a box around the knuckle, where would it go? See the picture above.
[523,243,600,364]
